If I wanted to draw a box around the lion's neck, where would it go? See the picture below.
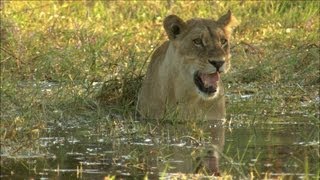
[159,42,185,100]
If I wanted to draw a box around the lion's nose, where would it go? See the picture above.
[209,60,225,70]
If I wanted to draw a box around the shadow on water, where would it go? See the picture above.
[1,83,319,179]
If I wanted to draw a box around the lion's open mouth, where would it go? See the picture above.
[194,71,220,95]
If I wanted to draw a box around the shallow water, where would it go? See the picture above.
[1,115,318,179]
[1,83,319,179]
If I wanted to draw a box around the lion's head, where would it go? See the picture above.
[163,11,238,100]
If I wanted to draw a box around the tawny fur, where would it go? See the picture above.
[137,11,238,120]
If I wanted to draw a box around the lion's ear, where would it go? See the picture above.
[217,10,239,32]
[163,15,186,40]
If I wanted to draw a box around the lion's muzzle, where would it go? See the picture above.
[209,60,225,72]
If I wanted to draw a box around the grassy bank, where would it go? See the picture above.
[1,1,319,177]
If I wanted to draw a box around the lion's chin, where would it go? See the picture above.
[193,71,220,98]
[196,86,220,100]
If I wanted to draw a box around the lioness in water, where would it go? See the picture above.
[137,11,238,120]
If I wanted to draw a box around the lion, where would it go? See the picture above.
[137,11,238,121]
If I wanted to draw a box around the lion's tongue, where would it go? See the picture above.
[200,72,220,88]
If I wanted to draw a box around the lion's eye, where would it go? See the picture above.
[221,38,228,47]
[193,38,203,47]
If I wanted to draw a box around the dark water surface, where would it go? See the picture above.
[1,116,318,179]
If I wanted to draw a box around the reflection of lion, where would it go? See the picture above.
[137,11,238,120]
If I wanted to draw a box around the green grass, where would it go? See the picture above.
[0,0,319,178]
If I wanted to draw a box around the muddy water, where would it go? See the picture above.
[1,86,319,179]
[1,117,318,179]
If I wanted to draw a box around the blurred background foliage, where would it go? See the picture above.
[1,1,318,83]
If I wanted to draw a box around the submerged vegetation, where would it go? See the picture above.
[1,1,319,179]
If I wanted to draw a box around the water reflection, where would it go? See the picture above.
[0,116,318,179]
[194,124,225,176]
